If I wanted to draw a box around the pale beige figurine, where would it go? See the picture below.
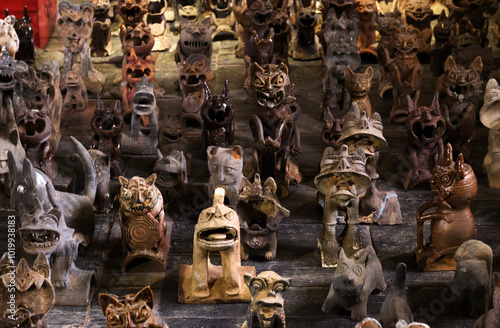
[480,79,500,188]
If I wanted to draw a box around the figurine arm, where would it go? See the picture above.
[130,113,140,141]
[412,64,423,90]
[149,111,159,140]
[249,114,265,148]
[122,86,130,114]
[227,121,235,146]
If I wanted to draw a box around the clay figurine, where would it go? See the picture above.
[474,273,500,328]
[174,0,205,29]
[344,66,373,116]
[452,240,493,318]
[158,114,189,157]
[6,7,34,63]
[130,75,159,142]
[404,0,432,54]
[0,17,19,60]
[89,149,112,213]
[90,96,124,177]
[321,103,345,149]
[99,286,168,327]
[289,0,321,60]
[118,174,168,271]
[356,0,377,58]
[210,0,239,40]
[377,263,413,328]
[207,145,244,207]
[176,16,213,67]
[0,127,25,210]
[0,51,17,123]
[404,93,445,191]
[480,79,500,188]
[178,188,256,303]
[322,246,387,321]
[270,0,292,65]
[241,271,291,328]
[147,0,172,51]
[117,0,148,26]
[90,0,112,57]
[120,22,155,67]
[415,143,478,271]
[237,174,290,261]
[0,253,54,326]
[201,80,235,149]
[436,55,483,160]
[430,10,454,77]
[63,63,88,112]
[356,319,430,328]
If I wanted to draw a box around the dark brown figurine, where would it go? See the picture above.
[158,114,189,157]
[415,143,478,271]
[404,0,432,54]
[63,63,88,112]
[474,273,500,328]
[118,174,168,271]
[201,80,235,149]
[404,93,445,190]
[178,188,255,303]
[99,286,168,327]
[344,66,373,116]
[270,0,292,65]
[120,22,155,67]
[6,7,34,63]
[237,174,290,261]
[356,0,377,58]
[241,271,291,328]
[480,78,500,189]
[290,0,321,60]
[430,10,454,77]
[436,55,483,160]
[90,0,112,57]
[147,0,172,51]
[321,103,345,149]
[0,17,19,60]
[176,16,212,66]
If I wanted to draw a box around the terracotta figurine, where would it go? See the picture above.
[0,17,19,60]
[63,63,88,112]
[210,0,239,40]
[147,0,172,51]
[480,79,500,188]
[344,66,373,116]
[404,0,432,54]
[120,22,155,67]
[356,0,377,58]
[90,0,112,57]
[270,0,292,65]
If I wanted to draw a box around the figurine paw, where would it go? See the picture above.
[265,251,275,261]
[130,132,139,141]
[256,139,266,151]
[318,238,340,266]
[54,280,68,288]
[351,309,367,322]
[272,139,281,150]
[192,287,210,299]
[225,284,241,297]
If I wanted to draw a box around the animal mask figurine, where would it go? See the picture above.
[120,22,155,67]
[452,240,493,318]
[290,0,321,60]
[0,127,25,209]
[176,16,213,66]
[474,273,500,328]
[0,253,54,327]
[207,145,244,207]
[90,0,112,57]
[415,143,478,271]
[147,0,172,51]
[436,55,483,160]
[158,114,189,156]
[118,174,167,271]
[270,0,292,65]
[241,271,291,328]
[117,0,148,26]
[237,174,290,261]
[0,51,18,117]
[63,63,88,112]
[404,0,432,53]
[314,145,371,266]
[0,17,19,60]
[480,79,500,188]
[201,80,235,149]
[344,66,373,117]
[322,246,386,321]
[430,10,454,76]
[6,7,34,63]
[130,75,158,143]
[210,0,238,41]
[90,96,124,177]
[178,188,255,303]
[387,25,423,124]
[88,149,112,213]
[356,0,377,58]
[56,1,94,77]
[99,286,168,327]
[404,93,445,191]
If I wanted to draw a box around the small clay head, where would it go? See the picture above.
[449,16,482,48]
[406,93,445,144]
[344,66,373,99]
[333,248,368,296]
[179,16,212,55]
[322,104,344,148]
[248,62,295,109]
[154,149,188,188]
[121,22,154,57]
[207,145,243,186]
[376,10,402,38]
[56,1,94,52]
[356,0,376,21]
[247,0,273,27]
[123,49,157,86]
[118,174,162,215]
[179,58,209,93]
[0,51,16,90]
[201,79,234,128]
[133,75,156,116]
[16,94,53,147]
[391,25,420,59]
[92,97,124,139]
[442,55,483,99]
[297,0,318,28]
[117,0,148,24]
[404,0,432,25]
[433,10,455,43]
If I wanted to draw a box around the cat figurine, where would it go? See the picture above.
[345,66,373,117]
[88,149,112,213]
[207,145,244,207]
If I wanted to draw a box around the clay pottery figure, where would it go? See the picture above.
[404,0,432,54]
[356,318,431,328]
[88,149,113,213]
[120,22,155,67]
[178,188,256,303]
[6,7,34,63]
[63,63,88,112]
[90,0,112,57]
[270,0,292,65]
[322,246,387,321]
[241,271,291,328]
[344,66,373,116]
[147,0,172,51]
[480,78,500,188]
[356,0,377,58]
[209,0,239,40]
[0,124,26,210]
[452,240,493,318]
[414,143,478,271]
[289,0,321,60]
[117,0,148,27]
[0,17,19,60]
[321,102,345,149]
[474,273,500,328]
[430,10,454,76]
[207,145,244,207]
[158,114,189,158]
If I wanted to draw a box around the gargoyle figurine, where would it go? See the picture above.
[120,22,155,67]
[90,96,124,177]
[270,0,292,65]
[158,114,189,156]
[0,127,25,210]
[404,93,445,191]
[474,273,500,328]
[480,78,500,188]
[178,188,255,303]
[290,0,321,60]
[99,286,168,327]
[130,75,158,142]
[210,0,239,40]
[207,145,244,207]
[118,174,167,271]
[17,182,95,306]
[201,80,235,149]
[430,10,454,76]
[321,102,345,149]
[344,66,373,116]
[0,253,54,327]
[237,174,290,261]
[176,16,213,66]
[241,271,291,328]
[452,240,493,318]
[356,0,377,58]
[0,17,19,60]
[322,247,387,321]
[0,51,17,122]
[63,63,88,112]
[147,0,172,51]
[6,7,34,63]
[388,25,423,124]
[404,0,432,54]
[436,55,483,160]
[90,0,112,57]
[314,145,371,267]
[89,149,112,214]
[174,0,205,28]
[415,143,478,271]
[117,0,148,26]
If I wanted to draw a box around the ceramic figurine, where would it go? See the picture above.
[176,16,213,67]
[430,10,454,77]
[404,93,445,191]
[480,79,500,188]
[117,0,148,27]
[387,25,423,124]
[158,114,189,157]
[154,149,188,218]
[0,17,19,60]
[270,0,292,65]
[207,145,244,207]
[356,319,431,328]
[201,80,235,149]
[314,145,371,267]
[174,0,205,30]
[320,0,355,16]
[0,51,17,123]
[375,7,402,98]
[210,0,239,40]
[322,246,387,321]
[63,63,88,112]
[344,66,373,117]
[178,188,255,303]
[436,55,483,160]
[0,128,25,210]
[321,103,345,149]
[8,136,96,248]
[452,240,493,318]
[147,0,172,51]
[474,273,500,328]
[0,253,54,327]
[118,174,168,271]
[90,0,112,57]
[404,0,432,54]
[17,182,95,306]
[130,75,158,143]
[241,271,291,328]
[90,97,124,177]
[237,174,290,261]
[356,0,377,58]
[99,286,168,327]
[289,0,321,60]
[415,143,478,271]
[246,62,302,198]
[377,263,413,328]
[6,7,34,63]
[88,149,112,213]
[120,22,155,67]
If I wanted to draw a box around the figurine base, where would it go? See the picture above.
[289,37,321,61]
[178,263,255,304]
[54,267,95,306]
[121,247,169,272]
[415,248,457,272]
[60,101,95,127]
[121,129,158,155]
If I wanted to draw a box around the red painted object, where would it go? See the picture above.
[2,0,57,49]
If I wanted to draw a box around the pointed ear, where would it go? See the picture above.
[264,177,277,194]
[232,145,243,160]
[438,9,445,21]
[22,159,34,187]
[344,67,354,80]
[470,56,483,73]
[145,173,156,186]
[407,94,415,113]
[8,128,20,146]
[455,153,465,179]
[207,146,218,158]
[444,55,456,72]
[278,62,289,76]
[338,248,347,262]
[33,253,50,279]
[254,62,265,73]
[431,92,439,110]
[99,293,122,315]
[202,15,211,28]
[151,52,159,65]
[365,66,373,79]
[156,149,164,160]
[118,176,128,188]
[222,79,229,98]
[243,272,254,287]
[444,143,453,165]
[132,286,155,310]
[7,151,18,181]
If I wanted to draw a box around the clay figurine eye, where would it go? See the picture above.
[253,76,265,88]
[145,190,153,198]
[274,283,284,293]
[123,189,132,199]
[272,75,285,87]
[440,173,453,186]
[106,309,121,324]
[135,305,150,322]
[448,72,456,80]
[210,164,218,172]
[408,37,416,45]
[468,72,477,81]
[252,281,263,291]
[224,167,233,174]
[337,263,348,272]
[353,266,363,276]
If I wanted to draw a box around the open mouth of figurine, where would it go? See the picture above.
[393,47,418,58]
[207,107,228,123]
[156,172,177,188]
[254,12,271,25]
[129,202,153,212]
[323,130,341,143]
[198,227,237,245]
[20,229,60,252]
[0,70,14,87]
[181,12,198,21]
[408,12,430,20]
[122,6,142,20]
[450,83,474,98]
[18,119,47,137]
[127,68,151,79]
[133,92,155,112]
[273,21,287,34]
[299,15,316,27]
[412,121,444,140]
[127,35,151,47]
[184,40,209,48]
[100,118,118,131]
[164,132,183,142]
[256,90,284,108]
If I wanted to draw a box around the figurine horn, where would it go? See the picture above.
[486,78,499,94]
[431,92,439,111]
[455,153,465,179]
[204,82,211,101]
[222,79,229,98]
[5,9,9,18]
[406,94,415,114]
[33,253,51,279]
[24,6,29,20]
[444,143,453,165]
